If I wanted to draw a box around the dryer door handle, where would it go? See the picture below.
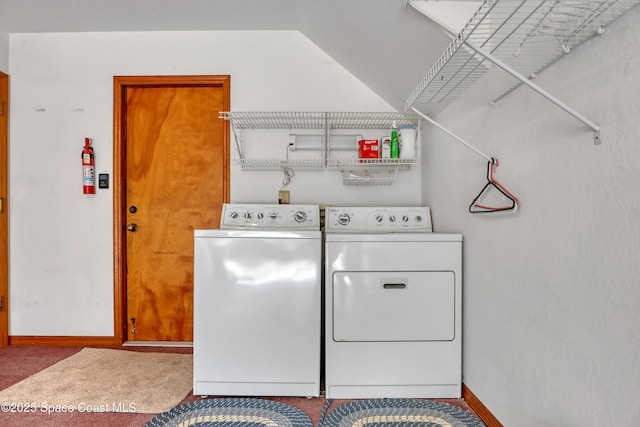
[382,282,407,290]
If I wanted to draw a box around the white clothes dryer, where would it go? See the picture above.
[194,203,321,397]
[324,206,462,399]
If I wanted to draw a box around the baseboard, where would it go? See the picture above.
[8,335,119,347]
[462,383,503,427]
[123,340,193,348]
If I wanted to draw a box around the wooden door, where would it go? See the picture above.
[114,76,230,343]
[0,72,8,347]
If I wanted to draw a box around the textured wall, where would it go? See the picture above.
[8,31,412,336]
[0,34,7,73]
[421,6,640,427]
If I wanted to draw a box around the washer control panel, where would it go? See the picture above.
[325,206,432,233]
[220,204,320,230]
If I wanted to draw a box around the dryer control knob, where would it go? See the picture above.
[257,212,264,219]
[294,211,307,223]
[375,214,384,223]
[243,211,252,219]
[389,215,396,222]
[338,213,350,225]
[230,211,239,219]
[402,215,409,223]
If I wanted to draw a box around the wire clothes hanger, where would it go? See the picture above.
[469,158,519,213]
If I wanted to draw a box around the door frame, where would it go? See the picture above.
[112,75,230,344]
[0,72,8,347]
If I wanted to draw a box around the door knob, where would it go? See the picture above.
[126,223,138,232]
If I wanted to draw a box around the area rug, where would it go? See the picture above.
[145,398,313,426]
[0,347,192,414]
[320,399,486,427]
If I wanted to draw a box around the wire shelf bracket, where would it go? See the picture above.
[411,107,492,162]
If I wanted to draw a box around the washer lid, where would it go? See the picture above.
[195,229,321,239]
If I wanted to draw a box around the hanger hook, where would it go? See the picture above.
[487,157,498,182]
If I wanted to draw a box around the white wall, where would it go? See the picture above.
[0,33,7,73]
[8,30,420,336]
[421,8,640,427]
[0,0,8,72]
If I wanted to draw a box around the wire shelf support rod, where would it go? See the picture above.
[411,107,492,162]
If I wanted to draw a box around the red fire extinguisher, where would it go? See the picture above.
[82,138,95,194]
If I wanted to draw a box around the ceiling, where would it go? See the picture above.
[0,0,454,111]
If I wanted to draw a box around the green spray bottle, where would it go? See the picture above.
[390,121,400,159]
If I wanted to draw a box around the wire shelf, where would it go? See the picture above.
[326,112,419,129]
[220,112,326,129]
[220,111,419,130]
[236,159,325,171]
[405,0,639,112]
[328,158,417,170]
[340,168,400,186]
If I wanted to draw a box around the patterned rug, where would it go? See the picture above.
[320,399,486,427]
[145,398,313,427]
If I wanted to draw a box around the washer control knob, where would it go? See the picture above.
[415,215,422,223]
[389,215,396,223]
[257,212,264,219]
[230,211,239,219]
[375,214,384,223]
[402,215,409,223]
[269,211,278,220]
[338,213,350,225]
[243,211,252,220]
[294,211,307,223]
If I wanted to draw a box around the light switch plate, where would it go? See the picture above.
[98,173,109,189]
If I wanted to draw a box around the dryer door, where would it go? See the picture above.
[332,271,455,342]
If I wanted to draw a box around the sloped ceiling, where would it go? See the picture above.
[0,0,452,111]
[296,0,452,111]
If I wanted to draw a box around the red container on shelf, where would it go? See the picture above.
[358,139,379,159]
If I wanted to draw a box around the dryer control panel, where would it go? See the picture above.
[220,203,320,230]
[325,206,432,233]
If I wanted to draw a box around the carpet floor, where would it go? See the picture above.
[0,345,478,426]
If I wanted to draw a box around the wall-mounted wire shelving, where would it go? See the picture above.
[219,111,420,184]
[403,0,638,212]
[406,0,639,145]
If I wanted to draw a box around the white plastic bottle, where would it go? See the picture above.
[399,125,416,159]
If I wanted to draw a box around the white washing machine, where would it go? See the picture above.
[324,206,462,399]
[193,203,321,397]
